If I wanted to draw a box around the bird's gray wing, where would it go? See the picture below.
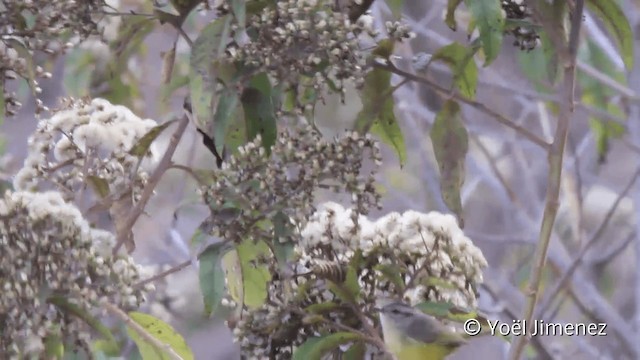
[405,314,467,347]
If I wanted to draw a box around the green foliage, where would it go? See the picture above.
[129,120,177,157]
[292,332,363,360]
[241,73,278,154]
[222,240,272,310]
[199,242,232,316]
[517,31,560,90]
[355,43,406,165]
[445,0,464,31]
[586,0,634,70]
[463,0,504,65]
[127,312,194,360]
[430,42,479,99]
[430,100,469,227]
[189,16,232,135]
[578,40,626,162]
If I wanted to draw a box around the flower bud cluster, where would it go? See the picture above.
[0,191,148,358]
[229,202,487,357]
[300,202,487,308]
[13,98,158,207]
[201,126,381,245]
[224,0,375,106]
[502,0,539,51]
[0,0,107,115]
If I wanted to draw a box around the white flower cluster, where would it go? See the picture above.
[299,202,488,308]
[0,191,148,358]
[13,98,158,204]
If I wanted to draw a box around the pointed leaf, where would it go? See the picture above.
[127,312,194,360]
[87,175,110,199]
[445,0,464,30]
[129,119,177,157]
[463,0,504,65]
[292,332,362,360]
[586,0,633,70]
[431,42,478,99]
[354,66,406,166]
[199,242,232,316]
[430,100,468,227]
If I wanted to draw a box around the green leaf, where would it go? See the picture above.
[129,119,177,157]
[343,342,366,360]
[293,332,362,360]
[586,0,633,70]
[463,0,504,66]
[272,211,294,267]
[199,242,232,316]
[87,175,110,199]
[445,0,464,30]
[110,17,155,74]
[579,40,627,162]
[374,263,405,292]
[517,31,559,91]
[430,42,478,99]
[189,16,232,133]
[212,88,240,156]
[240,73,278,154]
[44,333,64,359]
[354,65,406,166]
[127,312,194,360]
[48,296,119,353]
[304,301,341,314]
[222,240,272,309]
[231,0,246,28]
[430,100,468,227]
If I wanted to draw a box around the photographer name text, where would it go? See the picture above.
[464,319,608,337]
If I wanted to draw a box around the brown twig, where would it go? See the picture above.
[113,114,190,255]
[508,1,585,358]
[372,61,550,150]
[103,302,184,360]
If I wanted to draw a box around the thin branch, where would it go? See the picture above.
[103,302,184,360]
[113,114,190,254]
[470,135,520,205]
[134,259,193,289]
[537,167,640,320]
[372,61,550,150]
[577,61,640,101]
[508,1,585,358]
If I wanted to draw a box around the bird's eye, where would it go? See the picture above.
[391,309,401,314]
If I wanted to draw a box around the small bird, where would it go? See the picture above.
[379,302,467,360]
